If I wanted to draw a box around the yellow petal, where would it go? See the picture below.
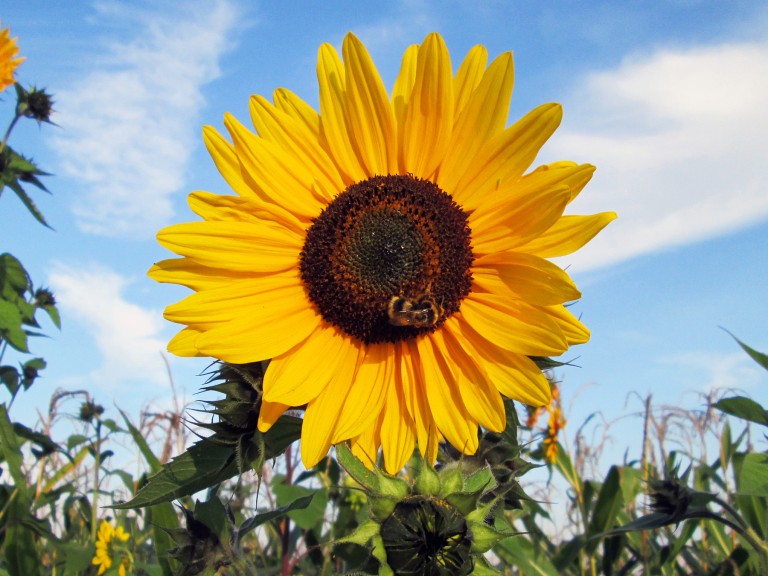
[164,273,302,327]
[399,341,433,458]
[225,114,326,220]
[333,342,393,442]
[157,221,301,273]
[380,371,416,474]
[264,323,351,406]
[196,306,319,364]
[167,328,203,357]
[518,212,618,258]
[202,126,253,198]
[187,190,306,237]
[445,315,551,406]
[342,33,398,176]
[453,44,488,119]
[402,33,454,179]
[452,103,562,211]
[522,161,596,203]
[392,44,418,170]
[301,337,363,467]
[416,335,479,455]
[317,42,366,183]
[149,258,246,291]
[273,87,321,140]
[460,293,568,355]
[470,186,571,256]
[202,128,310,229]
[351,420,381,469]
[249,95,344,202]
[541,304,591,345]
[436,328,505,432]
[473,251,581,305]
[257,399,290,432]
[438,51,514,192]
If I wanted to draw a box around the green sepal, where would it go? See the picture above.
[336,442,379,492]
[438,463,464,498]
[376,469,409,500]
[469,523,515,554]
[335,518,381,547]
[414,459,440,497]
[471,554,502,575]
[369,493,401,523]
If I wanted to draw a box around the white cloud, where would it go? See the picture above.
[547,41,768,271]
[48,263,169,389]
[657,349,766,394]
[49,0,240,238]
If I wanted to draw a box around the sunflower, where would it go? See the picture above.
[92,520,132,576]
[150,32,615,474]
[0,21,25,92]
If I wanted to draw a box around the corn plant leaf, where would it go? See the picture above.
[272,477,327,530]
[724,329,768,372]
[586,466,624,553]
[714,396,768,427]
[236,494,314,544]
[120,408,162,472]
[737,453,768,497]
[494,533,560,576]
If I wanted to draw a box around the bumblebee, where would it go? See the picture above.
[387,294,443,328]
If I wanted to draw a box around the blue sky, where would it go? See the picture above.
[2,0,768,461]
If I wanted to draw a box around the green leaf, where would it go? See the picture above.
[50,542,95,576]
[714,396,768,427]
[494,534,560,576]
[0,404,28,494]
[0,365,20,395]
[236,494,314,544]
[0,254,31,293]
[120,408,162,472]
[272,475,328,530]
[145,502,180,576]
[12,422,60,457]
[586,466,624,552]
[336,442,379,492]
[738,453,768,497]
[4,495,41,576]
[6,179,50,228]
[112,438,240,509]
[723,329,768,371]
[42,304,60,329]
[0,298,24,330]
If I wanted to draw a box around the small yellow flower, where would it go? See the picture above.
[541,383,566,462]
[92,520,131,576]
[0,21,25,92]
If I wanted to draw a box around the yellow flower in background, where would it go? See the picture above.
[92,520,131,576]
[0,21,25,92]
[542,383,566,463]
[151,32,615,473]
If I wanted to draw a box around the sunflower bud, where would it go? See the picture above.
[380,495,473,576]
[336,444,514,574]
[15,84,54,124]
[34,288,56,307]
[78,401,104,423]
[648,478,693,522]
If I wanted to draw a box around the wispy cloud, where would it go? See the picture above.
[48,263,169,390]
[547,40,768,271]
[657,349,766,394]
[49,0,240,238]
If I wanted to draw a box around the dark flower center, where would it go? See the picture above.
[299,175,473,344]
[380,496,473,576]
